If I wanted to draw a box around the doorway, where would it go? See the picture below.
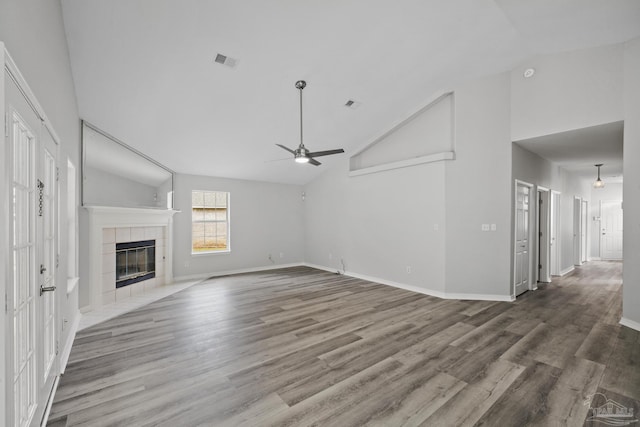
[550,191,561,276]
[536,187,551,283]
[5,58,60,427]
[581,200,588,263]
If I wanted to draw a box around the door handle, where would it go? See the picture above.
[40,285,56,296]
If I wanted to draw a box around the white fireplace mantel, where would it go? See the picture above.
[85,206,180,311]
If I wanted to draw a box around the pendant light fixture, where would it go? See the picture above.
[593,164,605,188]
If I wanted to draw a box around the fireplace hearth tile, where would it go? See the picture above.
[116,286,131,301]
[103,228,115,244]
[115,227,131,242]
[130,227,145,241]
[102,272,115,292]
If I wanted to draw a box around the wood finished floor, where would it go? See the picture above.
[48,261,640,427]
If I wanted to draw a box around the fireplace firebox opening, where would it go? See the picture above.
[116,240,156,288]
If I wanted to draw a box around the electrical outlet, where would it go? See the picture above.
[481,224,490,232]
[329,253,333,260]
[490,224,497,231]
[406,266,412,274]
[184,261,189,268]
[279,252,283,258]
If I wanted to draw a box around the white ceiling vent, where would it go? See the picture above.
[344,99,361,109]
[215,53,237,68]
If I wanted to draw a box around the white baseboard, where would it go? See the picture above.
[60,309,81,374]
[303,263,514,302]
[174,262,305,283]
[40,375,60,427]
[560,266,575,276]
[620,317,640,332]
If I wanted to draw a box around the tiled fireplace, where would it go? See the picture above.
[86,206,178,310]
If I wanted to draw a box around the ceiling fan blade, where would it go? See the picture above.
[276,144,296,155]
[309,158,321,166]
[307,148,345,158]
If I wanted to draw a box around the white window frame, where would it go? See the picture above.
[191,190,231,254]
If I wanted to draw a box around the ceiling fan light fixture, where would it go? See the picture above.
[593,163,605,188]
[295,154,310,163]
[273,80,345,166]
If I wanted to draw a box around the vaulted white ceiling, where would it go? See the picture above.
[61,0,640,185]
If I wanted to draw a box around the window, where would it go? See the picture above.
[192,190,230,253]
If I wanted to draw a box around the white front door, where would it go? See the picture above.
[514,181,532,296]
[36,126,59,420]
[7,70,40,427]
[6,66,59,427]
[601,201,623,260]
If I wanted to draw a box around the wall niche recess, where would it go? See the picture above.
[349,92,455,176]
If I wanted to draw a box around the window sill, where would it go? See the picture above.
[191,250,231,256]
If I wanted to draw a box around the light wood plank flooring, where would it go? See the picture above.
[48,261,640,426]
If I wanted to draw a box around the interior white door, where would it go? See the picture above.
[514,182,531,296]
[537,189,551,283]
[36,126,59,420]
[6,67,59,427]
[600,201,623,260]
[550,191,561,276]
[7,71,39,427]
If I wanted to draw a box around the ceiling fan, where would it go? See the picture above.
[276,80,344,166]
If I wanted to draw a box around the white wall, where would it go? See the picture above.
[84,166,159,208]
[305,159,447,294]
[623,37,640,328]
[445,72,512,298]
[0,0,81,424]
[511,143,562,189]
[173,173,305,279]
[305,72,512,300]
[511,44,624,141]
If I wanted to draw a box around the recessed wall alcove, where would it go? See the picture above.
[349,92,456,176]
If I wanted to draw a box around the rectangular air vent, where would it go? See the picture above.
[215,53,237,68]
[345,99,361,109]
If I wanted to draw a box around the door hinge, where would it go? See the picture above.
[56,253,59,268]
[4,292,7,314]
[56,341,59,356]
[56,167,60,182]
[539,264,542,269]
[4,113,8,137]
